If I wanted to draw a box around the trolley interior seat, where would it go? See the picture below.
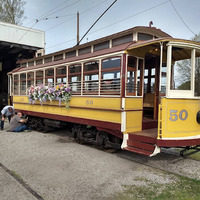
[124,128,158,156]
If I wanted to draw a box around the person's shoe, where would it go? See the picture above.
[24,129,32,132]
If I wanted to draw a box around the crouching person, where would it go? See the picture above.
[9,111,31,132]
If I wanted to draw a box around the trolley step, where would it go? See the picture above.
[124,146,153,156]
[122,129,159,156]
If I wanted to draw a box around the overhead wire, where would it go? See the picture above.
[17,21,39,43]
[37,0,72,20]
[19,0,80,43]
[169,0,196,36]
[23,0,72,26]
[44,0,109,32]
[46,0,170,50]
[39,0,81,21]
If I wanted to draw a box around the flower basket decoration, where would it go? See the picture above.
[27,83,71,108]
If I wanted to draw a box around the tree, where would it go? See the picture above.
[0,0,26,25]
[176,33,200,96]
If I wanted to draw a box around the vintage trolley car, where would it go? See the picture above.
[8,26,200,156]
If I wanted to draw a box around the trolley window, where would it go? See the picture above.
[126,56,144,96]
[36,70,44,85]
[170,48,191,91]
[101,57,121,95]
[56,66,66,84]
[45,68,54,85]
[20,73,26,95]
[68,64,81,94]
[13,74,19,95]
[27,72,34,88]
[195,51,200,96]
[83,61,99,94]
[167,45,196,98]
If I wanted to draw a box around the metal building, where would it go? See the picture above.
[0,22,45,109]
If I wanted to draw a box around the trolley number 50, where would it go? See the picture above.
[169,109,188,121]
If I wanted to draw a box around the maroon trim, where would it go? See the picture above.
[142,120,158,130]
[16,109,121,131]
[129,134,156,144]
[97,127,123,139]
[16,26,171,64]
[157,138,200,147]
[127,140,155,151]
[121,54,126,98]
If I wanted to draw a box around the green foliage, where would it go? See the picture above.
[0,0,26,25]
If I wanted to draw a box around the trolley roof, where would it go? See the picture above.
[125,38,200,60]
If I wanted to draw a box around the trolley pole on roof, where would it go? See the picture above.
[77,11,79,45]
[76,0,117,46]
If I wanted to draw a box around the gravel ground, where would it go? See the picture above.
[0,122,200,200]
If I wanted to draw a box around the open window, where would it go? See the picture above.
[68,64,81,95]
[36,71,43,85]
[101,57,121,95]
[56,66,66,85]
[126,56,143,96]
[45,68,54,86]
[83,61,99,94]
[20,73,26,95]
[27,72,34,88]
[13,74,19,95]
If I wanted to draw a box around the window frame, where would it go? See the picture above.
[83,60,99,94]
[45,68,54,86]
[100,56,121,95]
[166,44,195,98]
[68,63,82,95]
[20,73,27,95]
[56,66,67,85]
[36,70,44,85]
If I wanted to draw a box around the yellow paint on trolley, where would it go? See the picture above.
[125,97,143,110]
[124,98,143,133]
[13,96,145,133]
[125,111,142,133]
[13,96,121,124]
[159,98,200,139]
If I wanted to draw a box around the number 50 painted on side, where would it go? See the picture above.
[169,110,188,121]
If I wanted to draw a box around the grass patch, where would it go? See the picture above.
[186,150,200,160]
[108,175,200,200]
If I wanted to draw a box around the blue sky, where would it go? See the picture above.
[23,0,200,54]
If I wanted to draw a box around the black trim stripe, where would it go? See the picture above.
[0,163,44,200]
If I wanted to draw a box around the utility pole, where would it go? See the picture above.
[77,11,79,45]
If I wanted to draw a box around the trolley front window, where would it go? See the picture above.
[167,45,196,98]
[170,48,191,91]
[195,51,200,96]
